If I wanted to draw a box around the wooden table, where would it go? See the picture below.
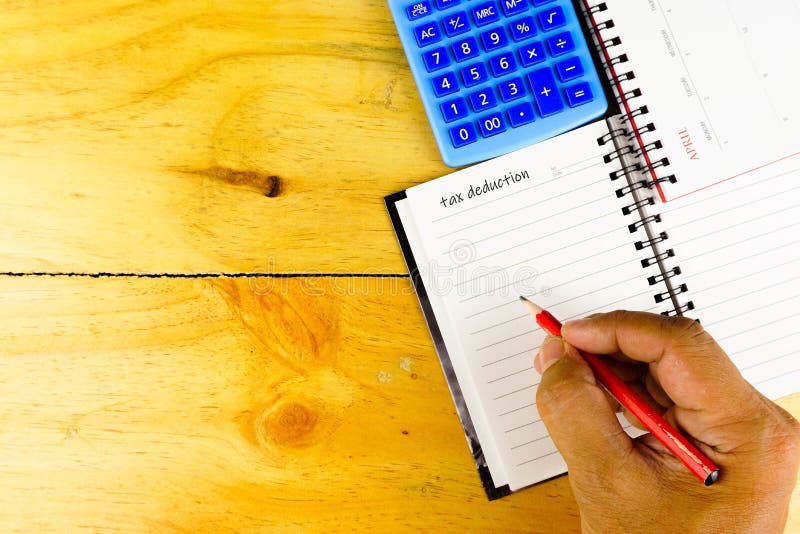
[0,2,797,531]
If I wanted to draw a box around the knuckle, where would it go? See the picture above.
[660,314,715,350]
[537,366,601,421]
[776,412,800,457]
[537,372,585,418]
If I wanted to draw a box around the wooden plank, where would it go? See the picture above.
[0,276,586,532]
[0,1,451,274]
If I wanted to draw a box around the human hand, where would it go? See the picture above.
[534,311,800,533]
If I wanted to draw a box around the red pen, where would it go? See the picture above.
[520,296,720,486]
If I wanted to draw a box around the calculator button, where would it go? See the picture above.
[450,122,478,148]
[422,47,451,72]
[507,101,536,127]
[459,62,489,87]
[500,0,529,17]
[564,82,594,107]
[406,1,433,20]
[413,21,442,47]
[508,16,537,42]
[546,31,575,56]
[470,1,500,27]
[478,112,507,137]
[497,77,526,102]
[538,6,566,32]
[435,0,462,9]
[517,41,546,67]
[468,88,497,112]
[432,72,460,97]
[452,37,480,62]
[528,67,564,116]
[441,97,469,122]
[488,52,517,77]
[555,56,584,82]
[442,11,471,37]
[480,27,509,51]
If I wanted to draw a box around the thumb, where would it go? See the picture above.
[536,336,635,477]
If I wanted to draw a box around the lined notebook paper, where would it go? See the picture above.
[386,0,800,500]
[394,122,656,492]
[657,159,800,400]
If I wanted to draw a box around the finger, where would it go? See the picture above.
[603,357,647,383]
[644,371,672,408]
[561,311,756,413]
[536,337,634,478]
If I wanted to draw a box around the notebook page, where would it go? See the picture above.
[658,158,800,400]
[603,0,800,199]
[404,122,658,491]
[395,198,510,488]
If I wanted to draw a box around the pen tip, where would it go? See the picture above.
[519,295,528,302]
[705,470,720,486]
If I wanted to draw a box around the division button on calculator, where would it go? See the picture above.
[389,0,608,166]
[546,31,575,56]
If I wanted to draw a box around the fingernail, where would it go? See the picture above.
[535,336,564,374]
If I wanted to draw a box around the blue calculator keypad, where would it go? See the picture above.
[460,62,489,87]
[443,11,471,36]
[508,16,537,41]
[480,27,508,51]
[471,2,501,26]
[389,0,608,166]
[500,0,529,17]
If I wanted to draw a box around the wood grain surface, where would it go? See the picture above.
[0,277,585,532]
[1,1,798,532]
[0,0,448,274]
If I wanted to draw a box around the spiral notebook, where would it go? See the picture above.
[385,0,800,499]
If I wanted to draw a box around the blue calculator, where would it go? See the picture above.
[388,0,608,167]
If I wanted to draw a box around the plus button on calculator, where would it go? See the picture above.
[388,0,608,167]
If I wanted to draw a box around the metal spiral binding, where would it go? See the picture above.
[585,0,693,316]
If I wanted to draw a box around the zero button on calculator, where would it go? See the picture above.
[388,0,608,166]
